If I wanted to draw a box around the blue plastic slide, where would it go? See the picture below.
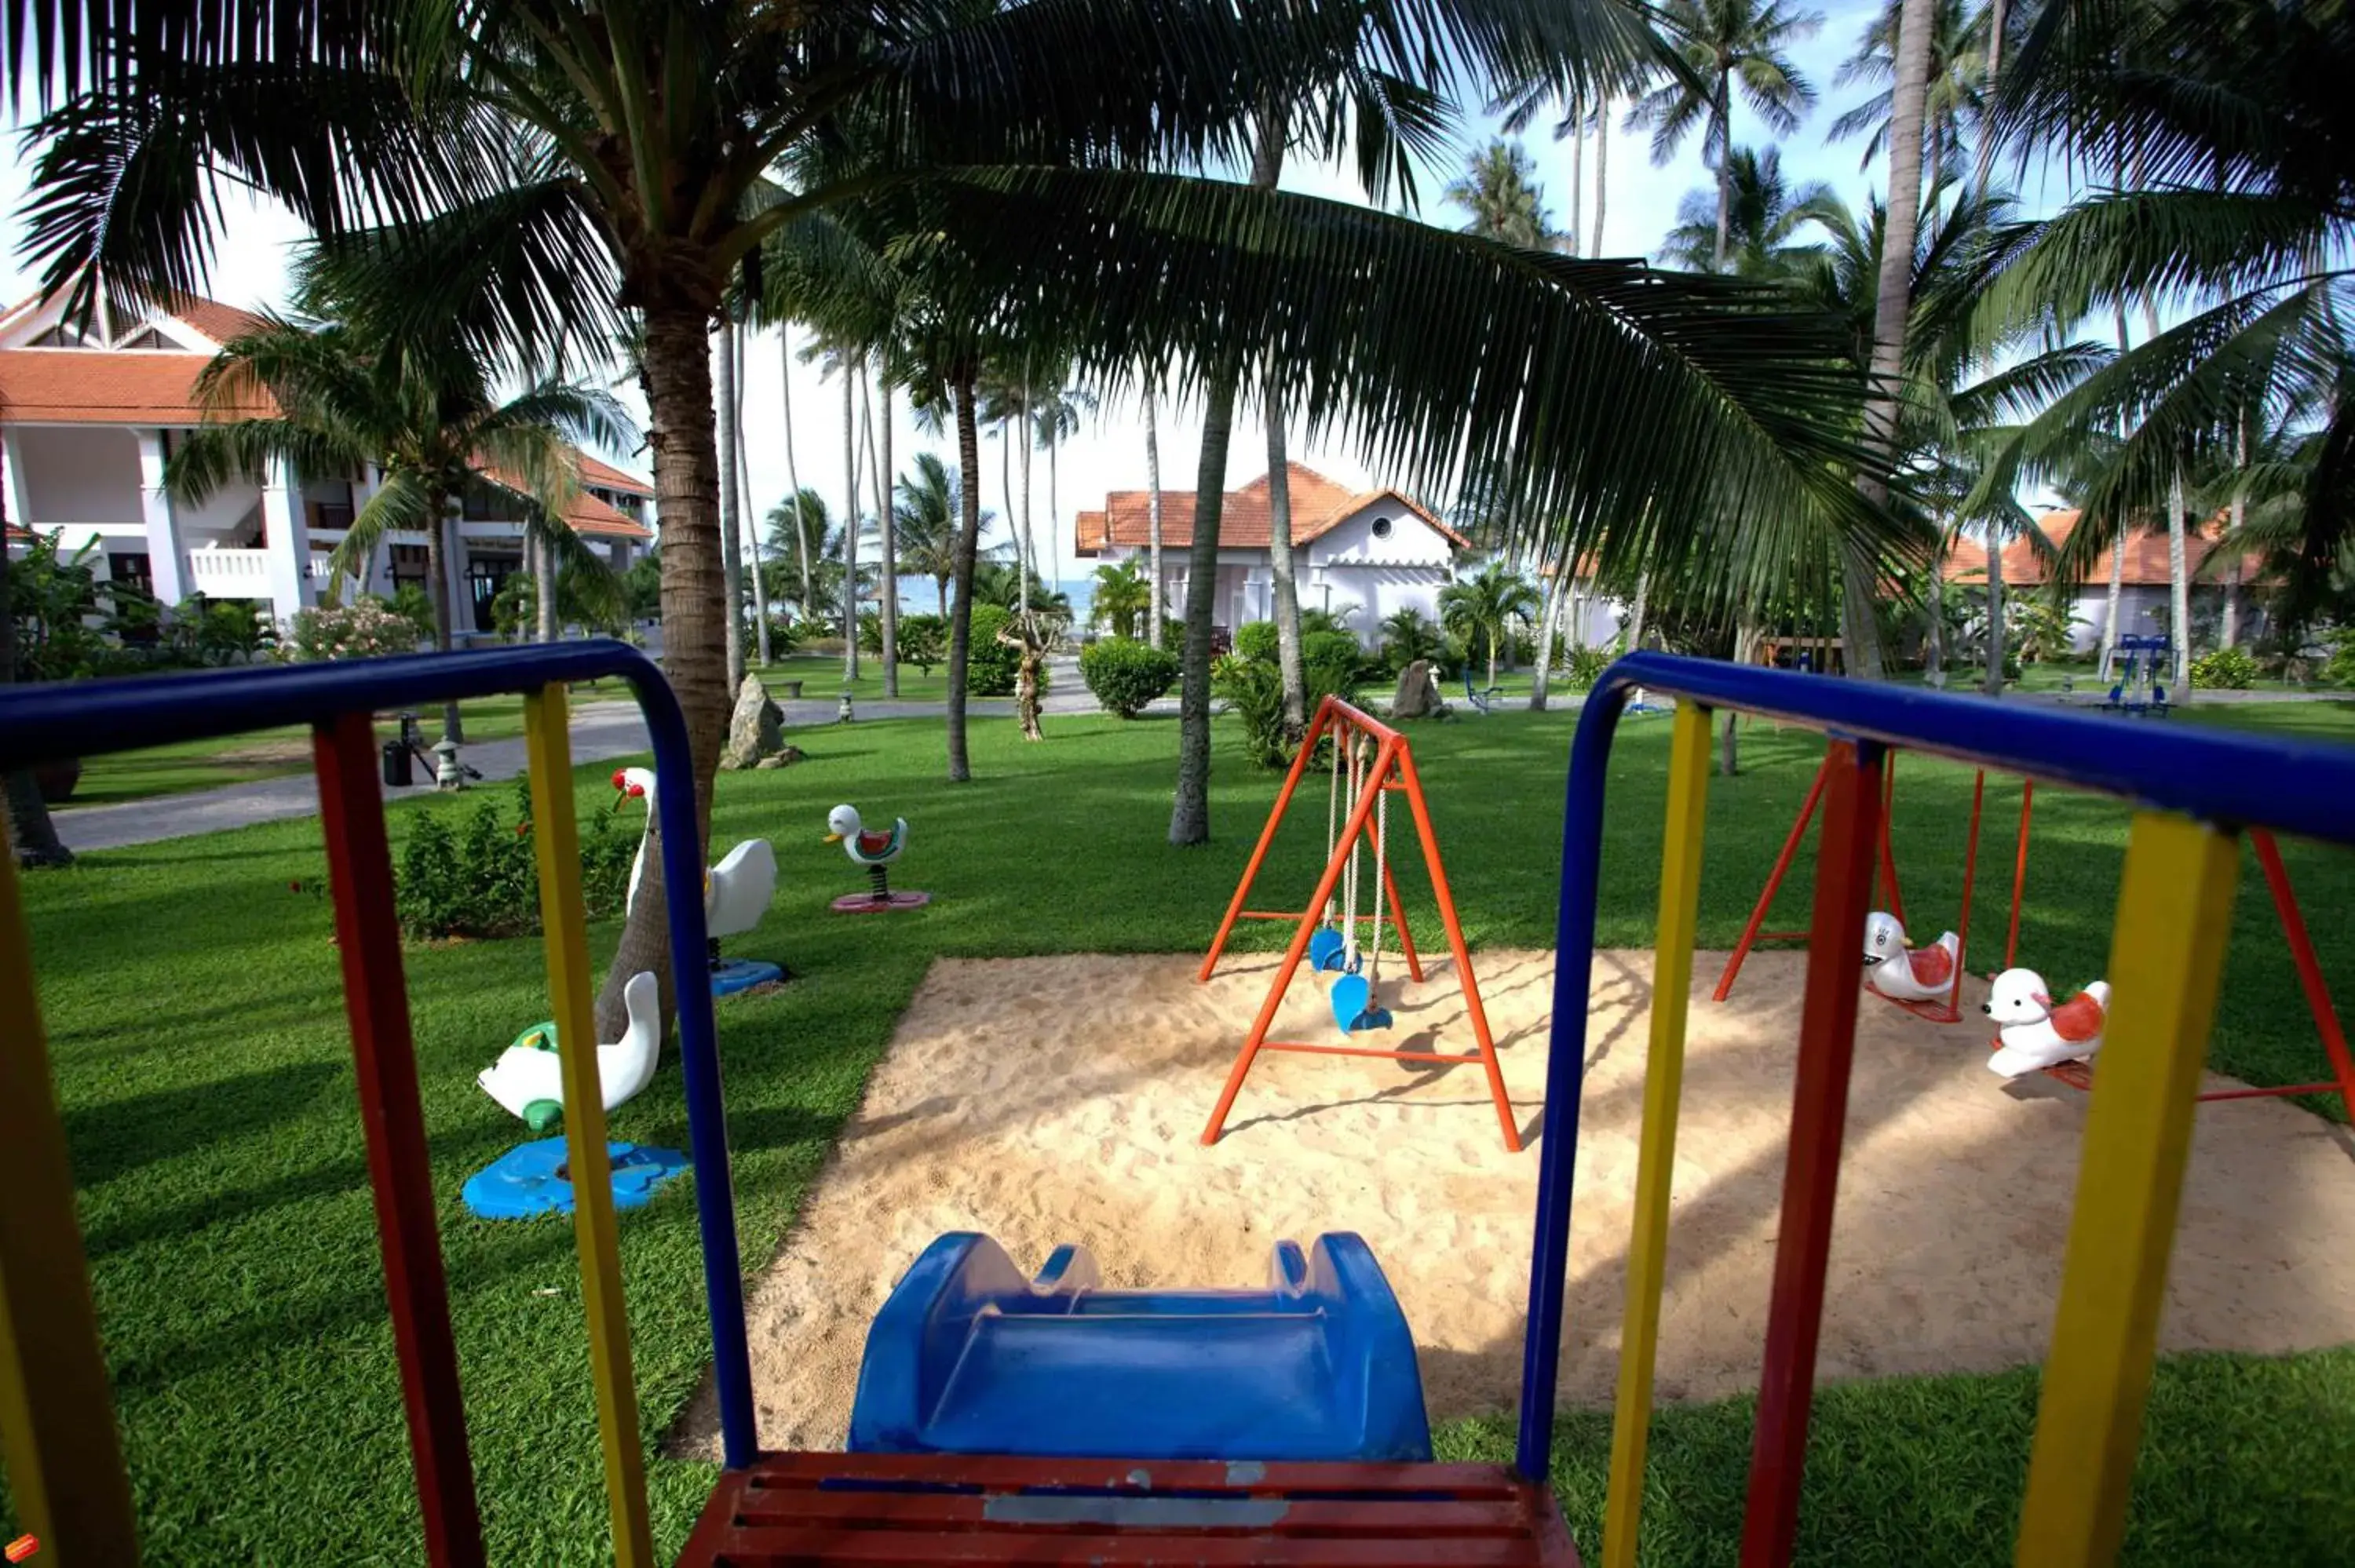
[847,1231,1433,1463]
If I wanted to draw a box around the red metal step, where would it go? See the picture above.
[677,1452,1580,1566]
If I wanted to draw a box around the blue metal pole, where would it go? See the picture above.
[1516,673,1639,1482]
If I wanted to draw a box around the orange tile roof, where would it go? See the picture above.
[480,460,652,540]
[0,348,273,423]
[578,452,653,496]
[1941,509,2261,586]
[165,295,272,346]
[1075,463,1466,554]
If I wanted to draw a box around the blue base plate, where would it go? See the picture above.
[712,958,786,997]
[462,1136,688,1220]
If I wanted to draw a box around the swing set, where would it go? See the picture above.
[1199,695,1520,1151]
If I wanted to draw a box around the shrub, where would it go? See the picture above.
[857,609,884,655]
[896,613,947,674]
[285,598,422,662]
[966,605,1020,695]
[1302,629,1362,682]
[2190,646,2260,691]
[387,584,440,641]
[2325,626,2355,688]
[1232,620,1280,662]
[1559,643,1611,691]
[1215,648,1360,769]
[1380,607,1446,671]
[395,776,636,941]
[1080,637,1180,717]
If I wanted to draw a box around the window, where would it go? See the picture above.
[27,324,88,347]
[1370,516,1394,539]
[466,552,521,633]
[389,544,430,589]
[309,482,357,532]
[108,552,154,598]
[114,326,178,350]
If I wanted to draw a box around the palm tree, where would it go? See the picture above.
[164,303,631,741]
[1658,144,1844,275]
[766,489,836,623]
[1439,563,1543,691]
[894,451,991,615]
[1444,140,1556,248]
[716,315,747,688]
[1847,0,1940,679]
[1630,0,1826,269]
[1091,561,1154,640]
[1144,381,1166,646]
[1827,0,1988,190]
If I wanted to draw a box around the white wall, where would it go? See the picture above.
[16,426,144,523]
[1311,501,1456,568]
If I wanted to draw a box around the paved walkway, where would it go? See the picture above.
[49,659,1110,852]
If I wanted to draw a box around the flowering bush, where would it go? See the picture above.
[284,597,425,662]
[396,777,637,940]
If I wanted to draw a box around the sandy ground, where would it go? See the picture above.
[678,948,2355,1456]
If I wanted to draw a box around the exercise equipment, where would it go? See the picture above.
[1199,695,1514,1150]
[845,1231,1430,1462]
[2104,634,2173,717]
[1716,750,1998,1024]
[13,648,2355,1568]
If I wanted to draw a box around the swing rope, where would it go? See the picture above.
[1365,755,1388,997]
[1341,731,1365,969]
[1322,720,1343,928]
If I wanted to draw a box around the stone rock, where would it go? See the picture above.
[754,746,807,770]
[1391,658,1445,720]
[719,673,787,770]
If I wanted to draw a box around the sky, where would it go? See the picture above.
[2,2,2079,587]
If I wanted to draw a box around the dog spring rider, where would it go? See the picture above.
[612,766,783,995]
[1984,967,2110,1078]
[826,803,929,911]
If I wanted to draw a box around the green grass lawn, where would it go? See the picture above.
[64,690,633,807]
[9,695,2355,1562]
[757,651,955,704]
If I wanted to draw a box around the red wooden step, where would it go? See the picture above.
[676,1451,1581,1566]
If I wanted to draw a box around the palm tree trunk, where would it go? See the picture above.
[1722,617,1760,775]
[1848,0,1937,683]
[739,323,771,667]
[1568,113,1584,256]
[867,363,898,697]
[780,326,813,622]
[596,301,730,1039]
[842,359,860,681]
[1984,525,2006,695]
[2224,413,2246,647]
[1924,516,1948,680]
[1170,360,1240,846]
[2167,468,2191,694]
[535,532,559,643]
[1019,379,1036,611]
[1591,100,1609,258]
[1973,0,2007,195]
[1529,568,1566,710]
[1264,402,1308,738]
[2101,303,2130,675]
[1145,382,1165,645]
[0,453,71,866]
[1713,70,1733,269]
[425,498,463,740]
[1627,568,1649,651]
[1002,414,1020,603]
[717,323,747,691]
[946,372,985,782]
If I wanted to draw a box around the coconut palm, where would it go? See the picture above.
[1439,563,1543,691]
[163,304,631,740]
[1630,0,1826,269]
[766,489,839,626]
[1444,140,1557,248]
[1827,0,1989,189]
[1973,0,2355,659]
[894,451,992,615]
[1658,144,1844,275]
[1090,561,1154,640]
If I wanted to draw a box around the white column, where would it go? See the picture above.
[347,467,382,598]
[444,516,473,644]
[259,456,310,619]
[135,428,190,604]
[1,428,35,538]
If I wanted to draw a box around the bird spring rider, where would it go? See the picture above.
[18,647,2355,1567]
[1984,967,2110,1078]
[825,803,929,911]
[612,766,783,994]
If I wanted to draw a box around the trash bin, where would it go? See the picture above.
[382,739,413,788]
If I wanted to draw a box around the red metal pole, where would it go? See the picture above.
[312,713,486,1568]
[1202,731,1394,1144]
[1739,740,1884,1568]
[1380,855,1426,983]
[2006,780,2036,971]
[1713,754,1831,1002]
[1200,698,1337,981]
[2250,829,2355,1121]
[1396,744,1521,1153]
[1878,752,1906,927]
[1943,771,1986,1023]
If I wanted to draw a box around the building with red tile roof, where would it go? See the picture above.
[1076,464,1471,643]
[2,288,651,636]
[1940,509,2267,652]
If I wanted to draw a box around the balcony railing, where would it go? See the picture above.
[184,547,274,593]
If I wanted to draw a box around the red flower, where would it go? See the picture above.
[515,821,532,836]
[289,881,302,893]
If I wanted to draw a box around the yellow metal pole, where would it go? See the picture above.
[2014,810,2239,1568]
[0,822,141,1567]
[523,685,655,1568]
[1599,700,1714,1568]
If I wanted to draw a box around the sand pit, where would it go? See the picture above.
[686,948,2355,1455]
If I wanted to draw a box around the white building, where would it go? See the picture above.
[1942,509,2266,655]
[0,290,652,637]
[1075,464,1473,647]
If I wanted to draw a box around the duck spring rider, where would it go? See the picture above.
[15,649,2355,1567]
[824,803,929,911]
[612,766,783,994]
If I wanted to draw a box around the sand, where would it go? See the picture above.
[679,949,2355,1456]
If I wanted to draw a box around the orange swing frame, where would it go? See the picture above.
[1198,696,1520,1151]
